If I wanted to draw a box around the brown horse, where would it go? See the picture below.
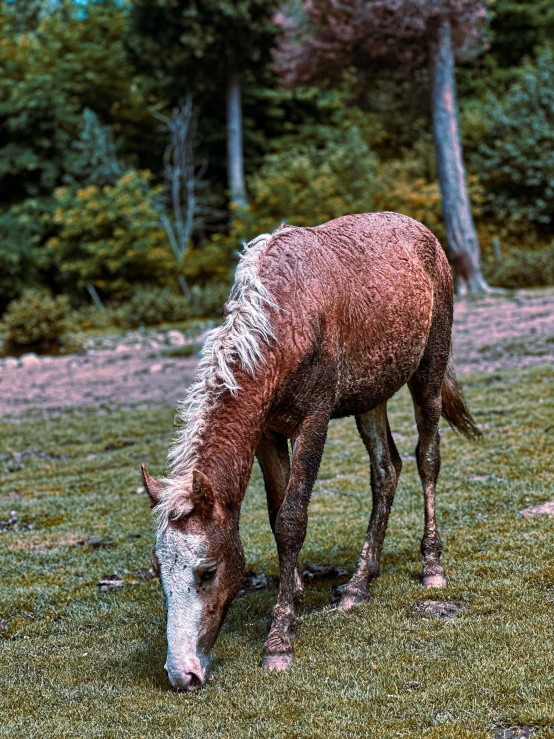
[141,212,480,691]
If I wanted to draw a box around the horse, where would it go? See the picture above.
[141,212,480,691]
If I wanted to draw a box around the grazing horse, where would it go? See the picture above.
[141,212,480,691]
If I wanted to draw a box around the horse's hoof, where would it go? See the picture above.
[422,572,447,589]
[262,653,293,671]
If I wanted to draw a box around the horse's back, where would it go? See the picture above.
[261,213,453,420]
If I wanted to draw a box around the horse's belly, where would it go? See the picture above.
[332,309,432,417]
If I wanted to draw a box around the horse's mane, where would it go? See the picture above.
[155,231,283,530]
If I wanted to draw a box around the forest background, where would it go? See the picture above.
[1,0,554,342]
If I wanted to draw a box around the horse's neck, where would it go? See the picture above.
[182,380,272,510]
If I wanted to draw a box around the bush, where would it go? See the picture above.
[235,122,380,240]
[121,287,191,328]
[43,170,175,300]
[471,49,554,227]
[188,282,230,318]
[484,242,554,289]
[4,290,70,346]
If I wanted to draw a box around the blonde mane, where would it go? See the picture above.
[154,232,280,529]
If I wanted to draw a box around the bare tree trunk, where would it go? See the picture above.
[428,17,490,294]
[226,69,248,209]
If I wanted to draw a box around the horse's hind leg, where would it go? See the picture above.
[256,431,303,604]
[337,402,402,610]
[409,374,448,589]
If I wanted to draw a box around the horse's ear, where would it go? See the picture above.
[191,470,215,518]
[141,464,163,508]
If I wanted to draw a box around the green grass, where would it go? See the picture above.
[1,365,554,738]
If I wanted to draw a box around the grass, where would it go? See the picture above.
[1,364,553,738]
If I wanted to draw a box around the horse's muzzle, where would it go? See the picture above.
[164,655,209,691]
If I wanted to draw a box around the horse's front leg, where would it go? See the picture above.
[262,411,329,671]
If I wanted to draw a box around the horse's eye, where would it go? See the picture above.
[199,567,217,583]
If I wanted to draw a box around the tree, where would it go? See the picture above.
[274,0,491,293]
[130,0,279,211]
[0,0,155,205]
[154,97,224,293]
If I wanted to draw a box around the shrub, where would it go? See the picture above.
[471,49,554,227]
[484,242,554,289]
[188,282,230,318]
[236,122,380,240]
[4,290,70,346]
[43,170,175,300]
[121,286,191,328]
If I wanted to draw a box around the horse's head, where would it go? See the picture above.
[142,465,244,691]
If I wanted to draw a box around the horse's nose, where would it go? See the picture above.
[165,663,203,692]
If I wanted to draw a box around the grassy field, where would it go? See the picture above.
[1,364,553,738]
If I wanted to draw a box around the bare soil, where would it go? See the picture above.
[0,288,552,420]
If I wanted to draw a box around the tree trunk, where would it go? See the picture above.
[226,69,248,210]
[428,17,490,293]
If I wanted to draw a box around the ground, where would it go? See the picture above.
[0,290,553,738]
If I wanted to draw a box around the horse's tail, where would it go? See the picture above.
[441,352,481,439]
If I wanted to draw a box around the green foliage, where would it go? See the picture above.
[130,0,278,95]
[121,287,191,328]
[64,108,124,188]
[0,203,45,312]
[488,0,554,69]
[43,170,175,300]
[471,50,554,227]
[0,1,155,204]
[236,122,380,236]
[484,242,554,288]
[3,289,69,345]
[188,281,230,318]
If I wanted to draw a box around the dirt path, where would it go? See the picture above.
[0,288,552,420]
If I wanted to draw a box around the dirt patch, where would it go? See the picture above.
[413,600,465,618]
[453,288,554,376]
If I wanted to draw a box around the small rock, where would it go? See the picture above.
[166,330,186,347]
[150,363,163,373]
[97,573,124,591]
[19,353,41,367]
[135,486,145,495]
[115,344,130,353]
[3,358,19,370]
[237,570,277,598]
[0,510,33,533]
[402,681,421,691]
[519,500,554,518]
